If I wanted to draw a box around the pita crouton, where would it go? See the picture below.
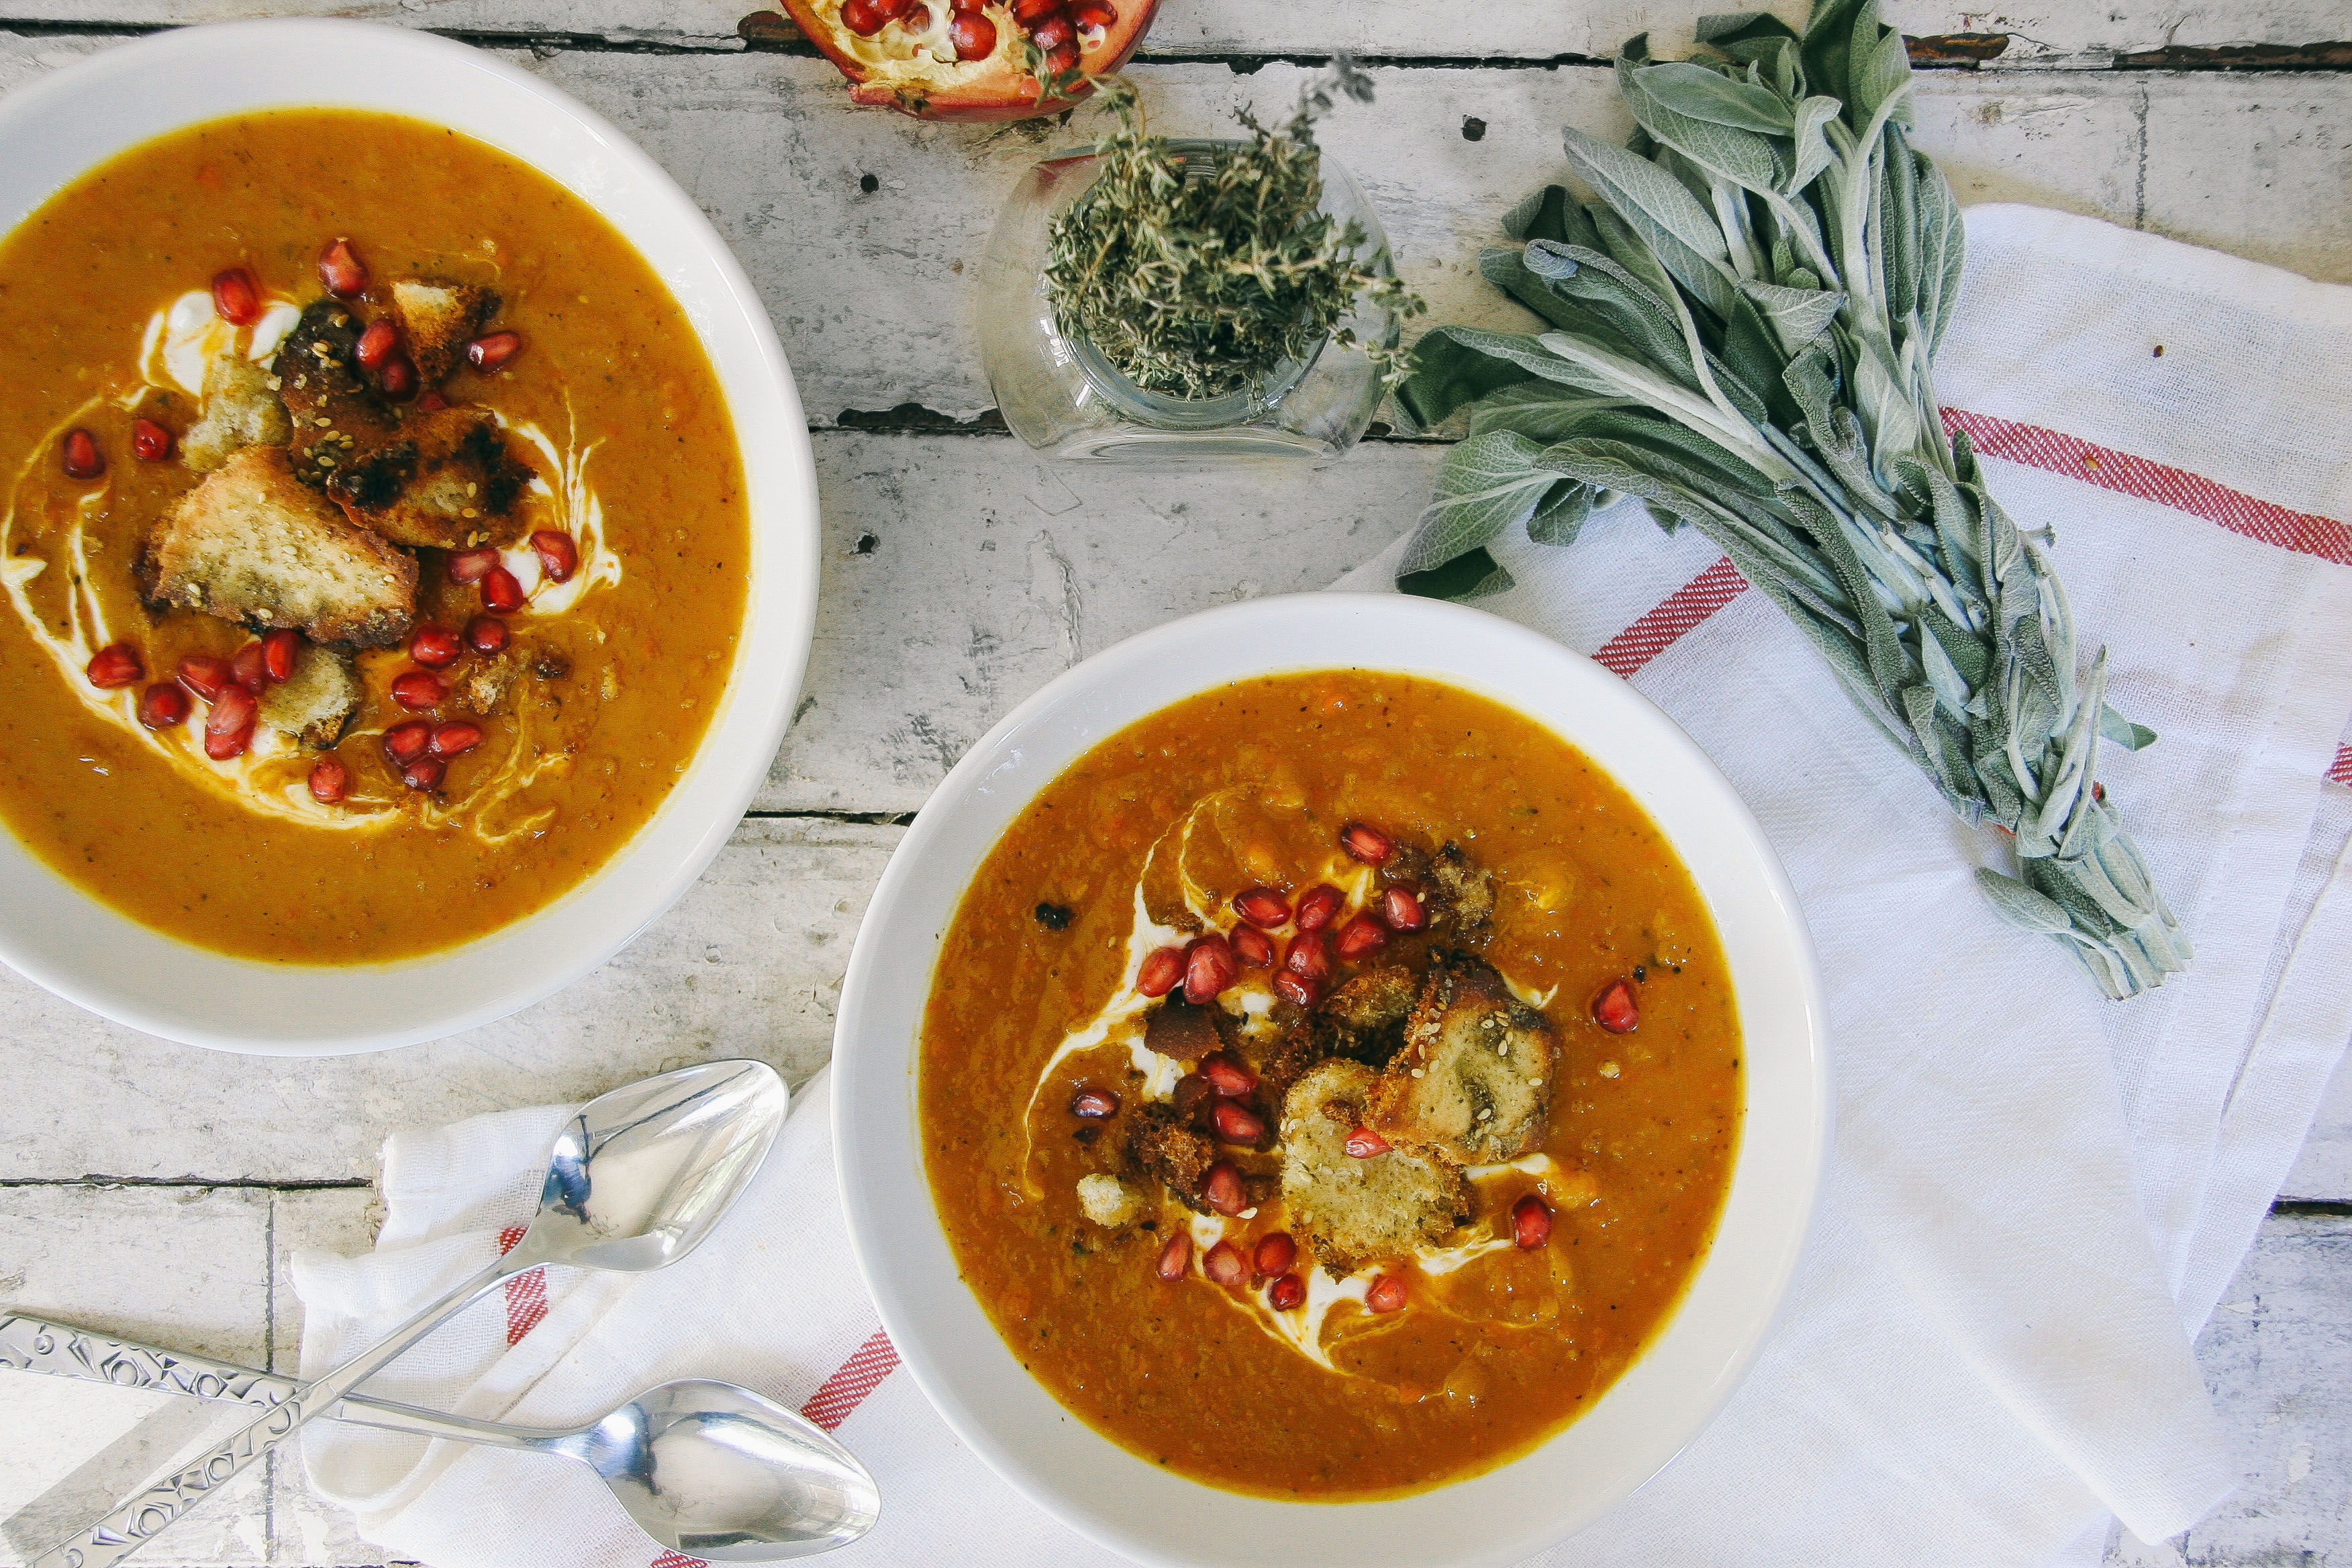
[1369,954,1555,1165]
[271,300,401,489]
[181,356,290,474]
[390,279,499,385]
[1281,1059,1471,1276]
[139,447,417,651]
[324,405,532,550]
[258,644,364,748]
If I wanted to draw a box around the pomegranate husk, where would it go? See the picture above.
[772,0,1159,121]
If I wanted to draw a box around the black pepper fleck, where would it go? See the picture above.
[1034,901,1075,930]
[859,173,879,194]
[1461,116,1487,142]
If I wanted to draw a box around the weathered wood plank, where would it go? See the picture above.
[0,816,896,1185]
[0,1187,275,1568]
[0,0,2341,64]
[2107,1212,2352,1567]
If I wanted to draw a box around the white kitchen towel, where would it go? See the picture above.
[293,205,2352,1568]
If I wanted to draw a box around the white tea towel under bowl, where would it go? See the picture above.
[294,206,2352,1568]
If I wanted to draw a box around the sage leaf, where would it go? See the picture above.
[1398,546,1512,601]
[1404,431,1553,573]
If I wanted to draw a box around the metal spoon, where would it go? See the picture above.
[1,1315,879,1560]
[32,1059,791,1568]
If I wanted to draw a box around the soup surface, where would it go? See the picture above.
[0,110,748,963]
[921,671,1742,1499]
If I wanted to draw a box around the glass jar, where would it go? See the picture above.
[978,138,1401,464]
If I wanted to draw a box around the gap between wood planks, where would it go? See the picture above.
[0,14,2347,70]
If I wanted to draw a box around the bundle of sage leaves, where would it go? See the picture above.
[1389,0,2189,999]
[1043,65,1424,401]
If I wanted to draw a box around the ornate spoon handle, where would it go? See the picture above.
[0,1314,297,1409]
[27,1255,520,1568]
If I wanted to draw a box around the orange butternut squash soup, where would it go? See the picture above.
[920,671,1743,1500]
[0,110,748,963]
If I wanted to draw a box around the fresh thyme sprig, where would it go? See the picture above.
[1389,1,2190,999]
[1042,64,1426,401]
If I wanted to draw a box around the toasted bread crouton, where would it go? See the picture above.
[181,356,290,474]
[324,405,532,550]
[1383,840,1496,937]
[452,651,519,717]
[1127,1101,1220,1216]
[1077,1173,1145,1230]
[1281,1060,1471,1275]
[390,280,499,385]
[272,301,401,487]
[140,447,417,651]
[258,644,363,748]
[1369,954,1555,1164]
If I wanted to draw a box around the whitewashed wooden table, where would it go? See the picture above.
[0,1,2347,1563]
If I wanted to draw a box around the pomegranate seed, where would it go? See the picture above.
[131,418,174,462]
[1593,979,1640,1034]
[377,352,418,401]
[409,624,462,668]
[353,318,398,371]
[61,428,103,480]
[1344,1126,1391,1159]
[1183,933,1238,1003]
[136,681,189,729]
[1267,1273,1306,1312]
[177,655,233,701]
[896,3,930,26]
[1136,945,1185,998]
[1211,1100,1265,1146]
[1069,1086,1120,1120]
[230,640,270,694]
[416,390,448,412]
[950,0,981,11]
[1253,1232,1297,1277]
[446,546,501,585]
[1379,886,1426,931]
[203,685,256,759]
[317,238,367,298]
[1513,1193,1554,1250]
[211,267,261,327]
[1203,1240,1247,1287]
[530,530,579,584]
[1012,0,1055,19]
[1202,1161,1244,1217]
[85,642,142,689]
[1232,886,1292,928]
[840,0,886,33]
[1199,1051,1257,1097]
[1028,12,1073,50]
[948,11,995,57]
[1336,913,1388,959]
[308,756,350,803]
[1340,821,1395,865]
[1283,929,1333,987]
[464,331,523,373]
[381,719,432,765]
[391,670,444,709]
[1155,1233,1191,1281]
[401,755,446,792]
[1229,924,1274,968]
[1366,1274,1408,1314]
[262,628,301,683]
[1044,37,1079,72]
[464,615,509,654]
[1293,883,1343,932]
[1071,0,1114,26]
[429,720,483,758]
[480,565,526,614]
[1273,972,1319,1007]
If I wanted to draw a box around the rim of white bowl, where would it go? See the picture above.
[834,591,1829,1568]
[0,21,818,1055]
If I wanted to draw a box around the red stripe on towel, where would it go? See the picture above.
[2330,745,2352,787]
[650,1553,707,1568]
[495,1224,548,1344]
[800,1328,899,1432]
[1591,555,1749,677]
[1941,408,2352,566]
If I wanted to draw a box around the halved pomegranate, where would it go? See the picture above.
[773,0,1158,121]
